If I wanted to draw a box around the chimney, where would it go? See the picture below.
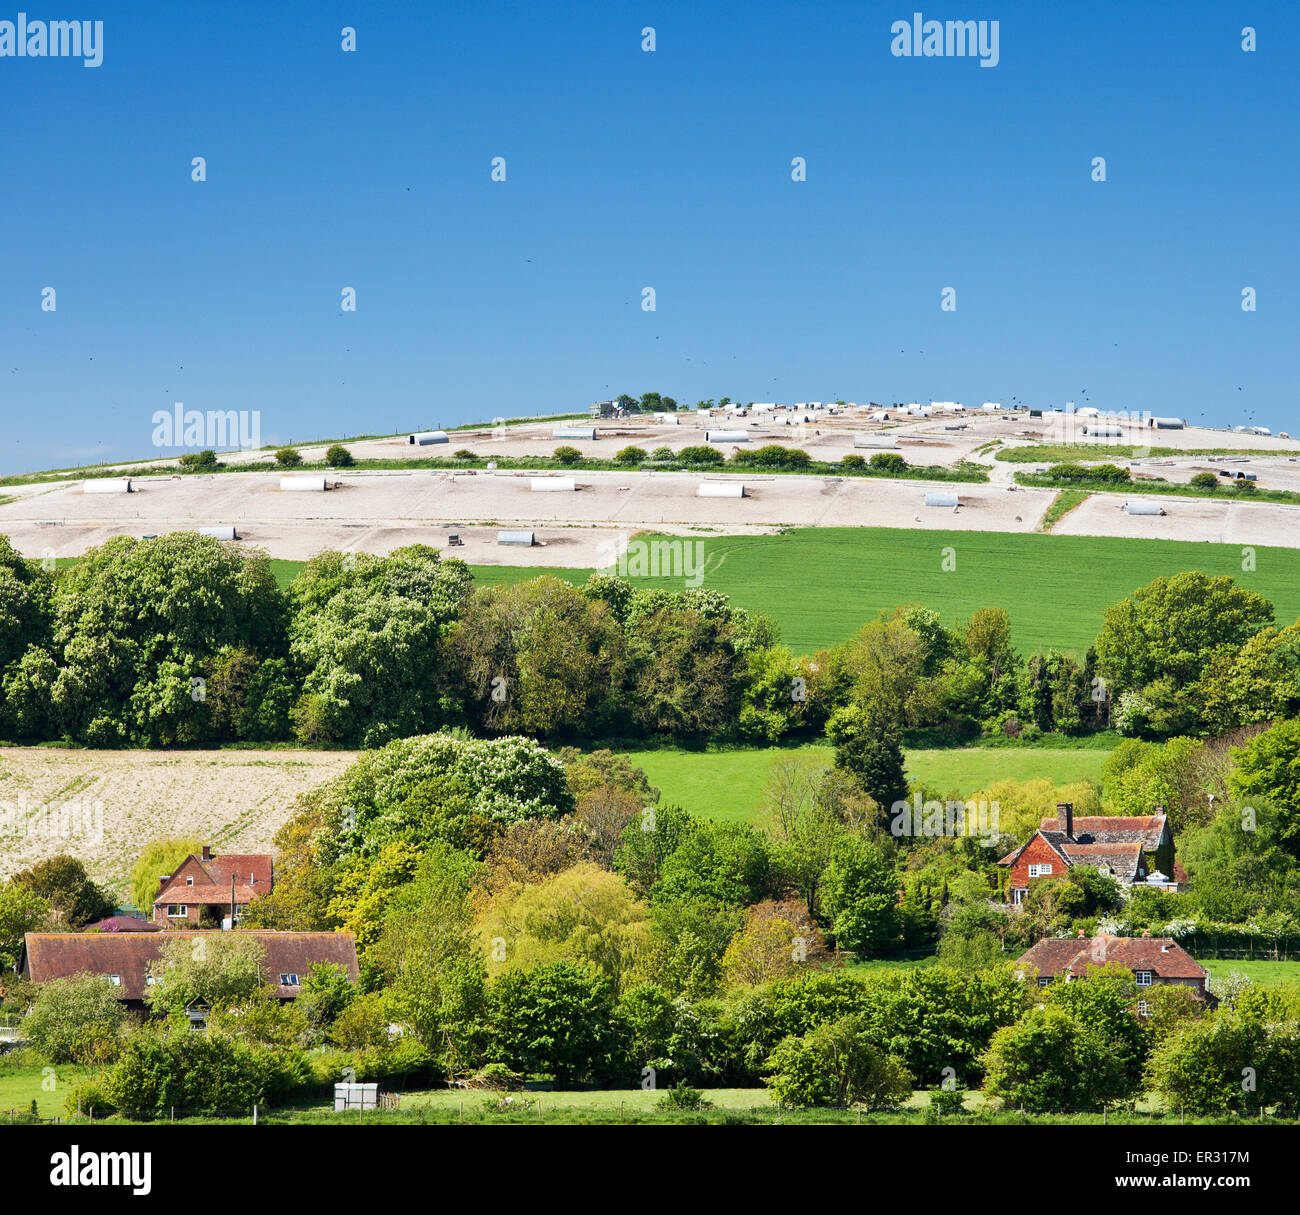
[1154,803,1165,817]
[1057,802,1074,839]
[201,845,212,861]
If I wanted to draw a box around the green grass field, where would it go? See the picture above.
[1201,959,1300,988]
[477,529,1300,655]
[623,743,1113,826]
[82,528,1300,657]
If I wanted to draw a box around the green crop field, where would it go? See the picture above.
[88,528,1300,657]
[622,743,1114,826]
[472,529,1300,655]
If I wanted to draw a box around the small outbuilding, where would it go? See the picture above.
[704,430,749,444]
[553,427,597,441]
[497,530,535,546]
[1124,500,1166,516]
[1149,417,1185,430]
[83,478,132,494]
[198,525,238,541]
[697,482,745,498]
[530,477,576,492]
[853,434,899,449]
[924,492,960,508]
[409,431,449,445]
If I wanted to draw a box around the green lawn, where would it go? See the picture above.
[0,1062,89,1118]
[1201,958,1300,988]
[623,743,1113,826]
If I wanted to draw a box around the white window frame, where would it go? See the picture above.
[107,974,121,987]
[185,875,194,886]
[279,973,300,986]
[1135,970,1154,987]
[168,904,188,918]
[1037,977,1051,988]
[1028,863,1054,878]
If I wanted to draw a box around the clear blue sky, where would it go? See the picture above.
[1,0,1296,473]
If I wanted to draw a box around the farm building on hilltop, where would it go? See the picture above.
[18,930,359,1007]
[1015,934,1212,1009]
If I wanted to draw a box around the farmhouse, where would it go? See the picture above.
[17,930,359,1006]
[152,846,273,927]
[1015,933,1212,1010]
[997,803,1181,904]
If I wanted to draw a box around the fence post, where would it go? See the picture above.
[253,1102,258,1126]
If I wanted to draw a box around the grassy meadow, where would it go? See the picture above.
[624,743,1114,827]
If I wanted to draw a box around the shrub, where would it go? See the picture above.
[840,454,867,469]
[1189,472,1218,491]
[657,1081,711,1111]
[868,452,908,474]
[552,446,583,465]
[178,449,219,470]
[649,447,675,461]
[275,447,303,467]
[615,446,648,466]
[454,449,476,459]
[65,1079,115,1119]
[765,1015,912,1109]
[678,445,725,466]
[324,444,354,467]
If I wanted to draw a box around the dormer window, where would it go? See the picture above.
[185,876,194,886]
[1135,970,1153,987]
[279,973,300,986]
[107,974,121,986]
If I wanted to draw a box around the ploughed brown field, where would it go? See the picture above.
[0,748,356,898]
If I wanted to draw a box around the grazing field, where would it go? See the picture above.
[622,743,1113,826]
[477,528,1300,655]
[0,747,356,895]
[1201,960,1300,988]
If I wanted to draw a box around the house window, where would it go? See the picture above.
[168,904,188,917]
[1137,1000,1150,1016]
[279,973,300,986]
[185,876,194,886]
[1037,977,1051,988]
[1028,863,1053,878]
[145,974,156,986]
[107,974,121,987]
[1135,970,1153,987]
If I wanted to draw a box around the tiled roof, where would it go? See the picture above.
[1016,934,1207,982]
[83,916,161,933]
[21,931,358,1001]
[1039,815,1166,849]
[154,853,273,909]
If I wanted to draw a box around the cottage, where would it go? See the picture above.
[152,846,273,927]
[1015,933,1212,1013]
[18,930,359,1007]
[997,802,1183,905]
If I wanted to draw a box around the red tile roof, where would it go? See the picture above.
[21,931,358,1001]
[154,852,274,910]
[1016,934,1207,982]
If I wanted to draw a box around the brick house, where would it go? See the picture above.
[18,930,358,1008]
[152,847,273,927]
[1015,932,1213,1013]
[997,802,1183,905]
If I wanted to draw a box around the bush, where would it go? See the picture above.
[1189,472,1218,491]
[552,445,584,466]
[840,454,866,469]
[454,449,476,459]
[324,444,354,467]
[765,1015,912,1109]
[275,447,303,467]
[178,449,219,470]
[678,445,725,466]
[657,1081,711,1111]
[65,1079,115,1119]
[649,447,675,462]
[868,452,908,474]
[928,1086,967,1117]
[615,446,648,466]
